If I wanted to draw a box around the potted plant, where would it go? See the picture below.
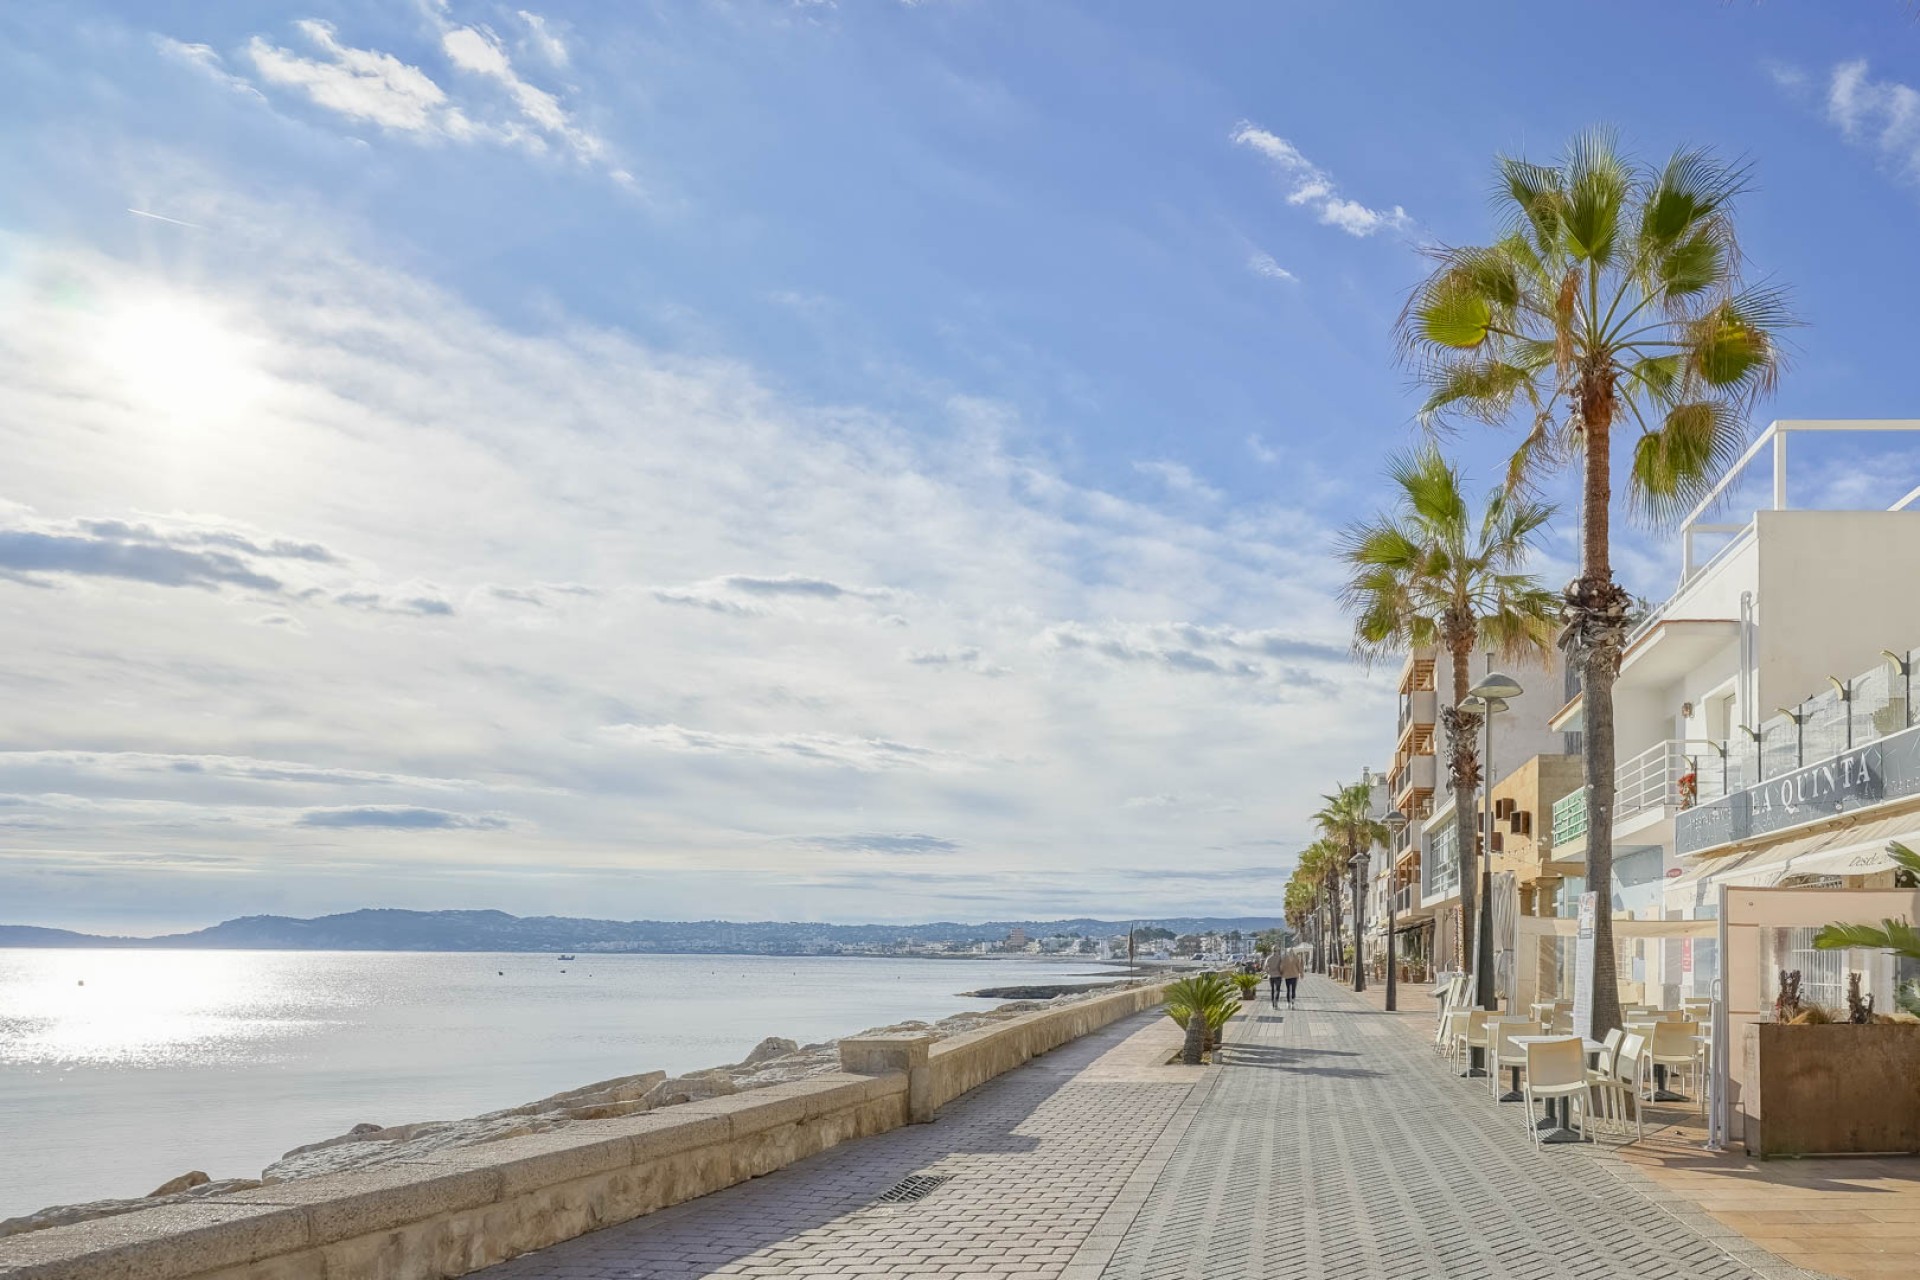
[1741,843,1920,1157]
[1230,972,1261,1002]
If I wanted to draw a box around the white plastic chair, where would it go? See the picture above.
[1452,1009,1491,1073]
[1649,1019,1704,1109]
[1582,1028,1624,1127]
[1490,1019,1544,1098]
[1522,1037,1589,1147]
[1602,1031,1649,1140]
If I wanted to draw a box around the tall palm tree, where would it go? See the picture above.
[1397,132,1790,1036]
[1340,445,1558,1009]
[1315,781,1391,992]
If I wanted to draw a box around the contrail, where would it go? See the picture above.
[127,208,206,230]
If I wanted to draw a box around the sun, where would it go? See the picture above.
[97,293,264,424]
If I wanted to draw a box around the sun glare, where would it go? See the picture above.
[97,294,263,424]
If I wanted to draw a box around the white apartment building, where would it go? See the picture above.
[1377,646,1571,974]
[1549,421,1920,1005]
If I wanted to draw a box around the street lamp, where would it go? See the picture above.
[1463,672,1521,1015]
[1383,807,1408,1012]
[1348,840,1369,995]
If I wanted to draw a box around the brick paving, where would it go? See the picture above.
[478,1009,1200,1279]
[1098,976,1816,1280]
[480,977,1829,1279]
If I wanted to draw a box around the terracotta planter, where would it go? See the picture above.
[1742,1022,1920,1157]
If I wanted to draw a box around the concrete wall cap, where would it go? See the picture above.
[0,1201,309,1280]
[224,1160,501,1246]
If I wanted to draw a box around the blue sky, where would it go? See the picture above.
[3,0,1920,932]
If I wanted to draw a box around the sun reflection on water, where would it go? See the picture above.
[0,951,344,1069]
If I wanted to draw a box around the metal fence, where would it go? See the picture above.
[1739,646,1915,784]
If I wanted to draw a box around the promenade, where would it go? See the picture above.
[475,975,1882,1280]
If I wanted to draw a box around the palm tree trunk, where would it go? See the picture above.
[1572,385,1629,1039]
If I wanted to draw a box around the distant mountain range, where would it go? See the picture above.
[0,908,1284,954]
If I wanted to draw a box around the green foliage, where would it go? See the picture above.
[1398,130,1793,527]
[1814,843,1920,961]
[1339,445,1559,669]
[1229,972,1262,996]
[1164,972,1239,1037]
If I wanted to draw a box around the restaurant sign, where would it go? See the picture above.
[1677,720,1920,854]
[1746,742,1884,837]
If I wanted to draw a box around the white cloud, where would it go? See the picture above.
[603,724,979,772]
[161,12,624,183]
[153,37,266,101]
[1824,59,1920,181]
[1133,460,1223,503]
[441,23,605,161]
[516,10,570,67]
[0,197,1383,928]
[1230,121,1411,237]
[1247,251,1296,283]
[247,20,474,137]
[1245,434,1280,465]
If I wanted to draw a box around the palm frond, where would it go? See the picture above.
[1627,400,1749,527]
[1561,127,1630,267]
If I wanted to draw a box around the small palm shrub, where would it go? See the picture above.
[1229,972,1261,1000]
[1165,973,1239,1048]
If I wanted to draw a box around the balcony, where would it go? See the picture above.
[1390,753,1436,804]
[1551,788,1587,846]
[1396,687,1437,740]
[1548,738,1731,852]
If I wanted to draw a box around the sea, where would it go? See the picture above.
[0,949,1126,1220]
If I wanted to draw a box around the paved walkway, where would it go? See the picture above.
[1097,978,1807,1280]
[480,1008,1202,1279]
[480,977,1829,1279]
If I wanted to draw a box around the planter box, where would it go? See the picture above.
[1742,1022,1920,1157]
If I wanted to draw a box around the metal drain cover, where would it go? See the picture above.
[873,1173,951,1204]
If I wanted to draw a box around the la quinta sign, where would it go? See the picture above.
[1748,743,1884,838]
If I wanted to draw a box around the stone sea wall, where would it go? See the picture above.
[0,980,1168,1280]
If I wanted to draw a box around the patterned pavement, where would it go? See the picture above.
[1098,976,1815,1280]
[477,977,1822,1280]
[477,1008,1199,1279]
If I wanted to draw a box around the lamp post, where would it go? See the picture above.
[1349,841,1368,994]
[1463,672,1523,1014]
[1382,808,1407,1010]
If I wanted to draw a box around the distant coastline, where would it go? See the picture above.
[0,907,1282,957]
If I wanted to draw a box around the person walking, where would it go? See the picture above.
[1279,947,1304,1007]
[1263,947,1285,1007]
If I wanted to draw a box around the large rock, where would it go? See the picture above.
[641,1070,738,1109]
[742,1036,799,1066]
[146,1171,209,1198]
[0,1177,261,1239]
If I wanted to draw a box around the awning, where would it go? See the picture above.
[1669,807,1918,908]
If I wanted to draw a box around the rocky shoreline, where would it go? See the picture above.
[0,979,1150,1240]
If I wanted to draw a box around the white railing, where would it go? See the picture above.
[1615,738,1730,821]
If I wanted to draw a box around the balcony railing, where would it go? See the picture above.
[1549,737,1732,849]
[1616,738,1731,819]
[1551,789,1586,846]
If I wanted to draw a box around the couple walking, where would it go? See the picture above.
[1264,947,1302,1007]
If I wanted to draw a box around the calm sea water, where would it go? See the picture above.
[0,949,1118,1219]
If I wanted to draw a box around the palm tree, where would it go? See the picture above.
[1340,445,1559,1009]
[1315,781,1390,991]
[1397,132,1791,1035]
[1814,842,1920,1016]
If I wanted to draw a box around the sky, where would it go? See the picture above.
[4,1,1920,934]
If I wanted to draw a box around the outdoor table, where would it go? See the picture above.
[1510,1035,1605,1144]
